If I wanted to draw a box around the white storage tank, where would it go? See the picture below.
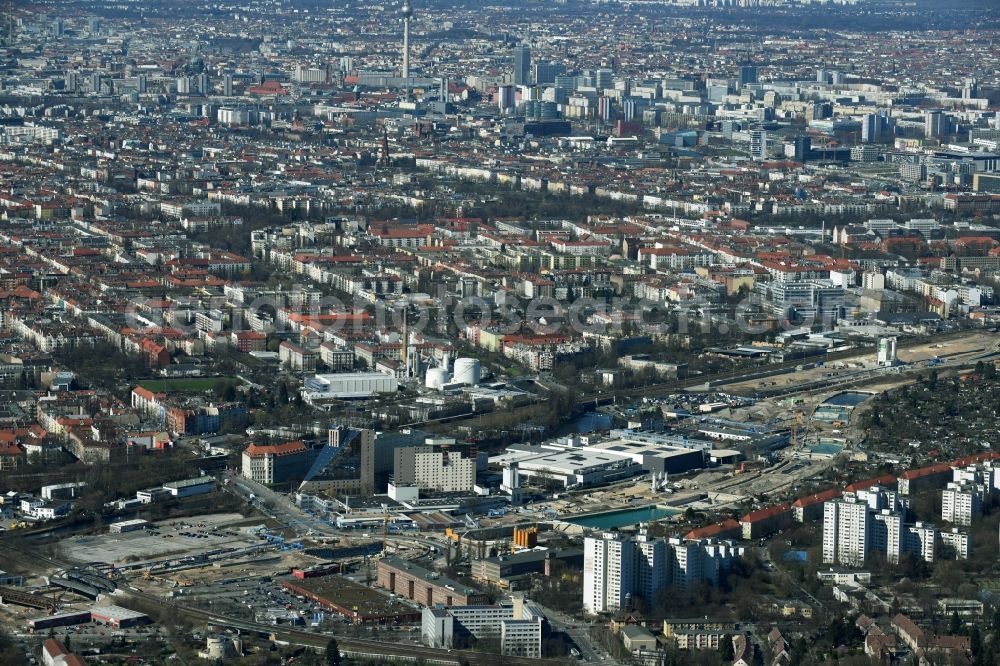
[425,367,450,390]
[452,358,481,386]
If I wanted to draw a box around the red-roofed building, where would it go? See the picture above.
[241,440,313,484]
[845,474,897,493]
[792,488,842,522]
[898,463,952,495]
[740,503,793,539]
[684,519,742,541]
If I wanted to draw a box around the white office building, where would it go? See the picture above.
[422,599,543,658]
[393,445,475,493]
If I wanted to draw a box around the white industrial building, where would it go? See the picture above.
[301,372,398,400]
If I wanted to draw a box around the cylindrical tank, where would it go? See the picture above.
[425,367,450,390]
[205,636,232,659]
[452,358,481,386]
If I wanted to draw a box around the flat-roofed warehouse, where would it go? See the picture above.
[90,605,150,628]
[377,556,489,606]
[282,575,420,624]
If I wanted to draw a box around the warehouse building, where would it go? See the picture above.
[162,476,215,498]
[377,557,489,607]
[302,372,398,401]
[90,605,150,628]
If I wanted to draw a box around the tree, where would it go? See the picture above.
[325,638,341,666]
[719,634,734,661]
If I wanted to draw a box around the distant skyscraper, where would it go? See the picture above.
[925,110,946,138]
[88,17,101,35]
[51,18,64,36]
[532,61,565,86]
[750,129,768,160]
[861,113,878,144]
[223,74,233,97]
[497,84,515,113]
[962,78,978,100]
[816,68,828,84]
[739,64,757,88]
[594,68,613,92]
[513,45,531,86]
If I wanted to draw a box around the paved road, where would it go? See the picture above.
[533,601,610,664]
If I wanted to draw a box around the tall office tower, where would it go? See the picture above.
[749,129,768,161]
[635,530,668,605]
[533,61,565,86]
[583,533,635,614]
[962,78,978,100]
[223,74,233,97]
[925,110,946,138]
[791,135,811,162]
[594,68,614,92]
[401,0,413,100]
[176,76,191,95]
[88,17,101,35]
[861,113,878,144]
[823,498,870,566]
[51,18,64,36]
[497,85,515,113]
[137,74,147,94]
[816,68,828,84]
[65,71,79,92]
[340,56,354,73]
[830,70,846,85]
[739,64,758,88]
[553,74,576,95]
[197,73,209,95]
[513,45,531,86]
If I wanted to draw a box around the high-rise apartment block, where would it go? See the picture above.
[583,530,744,614]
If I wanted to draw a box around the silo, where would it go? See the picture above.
[452,358,481,386]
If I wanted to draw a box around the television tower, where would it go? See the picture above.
[401,0,413,101]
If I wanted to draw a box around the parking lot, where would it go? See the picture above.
[58,514,263,565]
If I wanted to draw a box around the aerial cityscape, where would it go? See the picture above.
[0,0,999,664]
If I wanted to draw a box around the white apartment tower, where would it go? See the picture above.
[635,530,668,605]
[942,482,983,527]
[824,498,870,566]
[583,533,636,614]
[907,523,938,563]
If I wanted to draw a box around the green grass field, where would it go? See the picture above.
[138,377,241,393]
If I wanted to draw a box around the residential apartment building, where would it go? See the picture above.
[392,444,475,493]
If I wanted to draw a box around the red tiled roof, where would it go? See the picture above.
[741,503,791,523]
[244,440,307,458]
